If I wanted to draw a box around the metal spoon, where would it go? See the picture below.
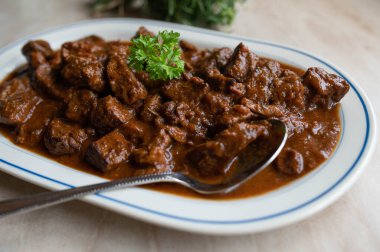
[0,119,287,218]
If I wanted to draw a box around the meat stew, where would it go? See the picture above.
[0,27,349,199]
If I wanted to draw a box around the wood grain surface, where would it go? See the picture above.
[0,0,379,251]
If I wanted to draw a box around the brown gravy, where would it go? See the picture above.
[0,28,348,200]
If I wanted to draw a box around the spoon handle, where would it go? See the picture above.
[0,173,174,218]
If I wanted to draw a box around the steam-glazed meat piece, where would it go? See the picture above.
[257,58,282,75]
[275,148,304,175]
[61,35,106,60]
[241,98,285,117]
[0,91,42,126]
[216,106,255,128]
[161,81,211,139]
[202,92,232,114]
[0,76,31,100]
[61,36,107,92]
[91,96,134,132]
[44,118,91,155]
[198,47,233,74]
[16,101,61,145]
[187,122,268,176]
[65,89,98,123]
[161,101,182,125]
[22,40,53,68]
[133,129,172,170]
[85,130,134,172]
[61,57,106,92]
[227,81,246,98]
[107,41,131,59]
[272,70,305,111]
[49,51,62,71]
[203,69,236,91]
[107,56,147,105]
[224,43,258,82]
[245,59,281,104]
[119,120,153,146]
[303,67,350,109]
[161,101,210,141]
[134,71,161,89]
[161,79,209,104]
[34,63,68,100]
[164,125,187,144]
[140,94,162,123]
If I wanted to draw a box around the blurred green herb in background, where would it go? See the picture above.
[90,0,245,29]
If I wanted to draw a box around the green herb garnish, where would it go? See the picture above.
[91,0,244,29]
[128,30,185,81]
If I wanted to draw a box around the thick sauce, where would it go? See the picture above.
[0,105,341,199]
[0,75,342,200]
[0,28,348,200]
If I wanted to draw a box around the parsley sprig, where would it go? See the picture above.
[128,30,185,81]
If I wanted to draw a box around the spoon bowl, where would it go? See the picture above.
[0,119,287,217]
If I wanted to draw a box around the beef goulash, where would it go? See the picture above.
[0,27,349,199]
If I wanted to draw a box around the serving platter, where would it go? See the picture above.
[0,18,376,235]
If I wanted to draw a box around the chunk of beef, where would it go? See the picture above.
[44,118,90,155]
[257,58,282,75]
[107,56,147,105]
[140,94,162,123]
[49,51,62,71]
[227,81,246,98]
[275,148,304,175]
[90,96,134,133]
[61,35,107,60]
[107,41,131,59]
[202,92,232,114]
[85,130,134,172]
[133,26,154,39]
[16,101,61,145]
[22,40,53,68]
[187,122,268,176]
[272,70,305,111]
[197,47,233,74]
[188,76,206,87]
[61,36,107,92]
[134,71,161,89]
[224,43,258,82]
[161,101,210,141]
[34,63,69,100]
[161,101,180,124]
[161,79,209,104]
[0,76,31,100]
[216,106,255,128]
[133,129,172,170]
[61,57,106,92]
[164,125,187,144]
[0,91,42,125]
[303,67,350,109]
[178,103,210,135]
[118,120,153,146]
[65,89,98,123]
[241,98,285,118]
[203,69,237,91]
[245,59,281,104]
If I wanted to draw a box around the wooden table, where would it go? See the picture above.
[1,0,379,251]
